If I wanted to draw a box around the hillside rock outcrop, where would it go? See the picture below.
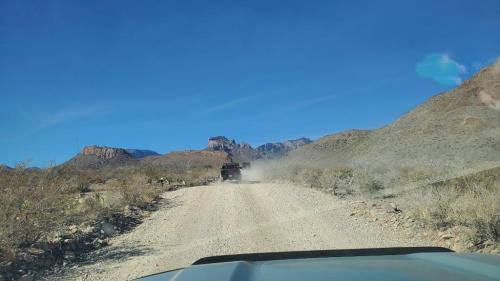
[207,136,238,153]
[81,146,130,159]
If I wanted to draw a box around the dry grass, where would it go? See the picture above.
[408,167,500,243]
[256,159,499,244]
[0,162,219,263]
[0,165,68,254]
[256,162,384,196]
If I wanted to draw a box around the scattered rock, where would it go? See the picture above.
[68,225,78,234]
[81,225,95,234]
[17,252,33,263]
[350,200,365,205]
[18,274,33,281]
[482,245,498,254]
[451,243,467,252]
[441,234,455,240]
[27,247,45,255]
[386,202,401,213]
[93,238,105,246]
[483,240,495,247]
[63,251,75,261]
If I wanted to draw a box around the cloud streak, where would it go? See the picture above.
[35,105,109,130]
[416,53,466,86]
[201,96,254,113]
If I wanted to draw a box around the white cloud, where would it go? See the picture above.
[416,53,466,86]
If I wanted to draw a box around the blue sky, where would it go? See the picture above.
[1,0,499,167]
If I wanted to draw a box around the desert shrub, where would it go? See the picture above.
[318,169,337,191]
[411,187,454,228]
[395,166,434,184]
[118,174,160,208]
[449,189,500,242]
[284,164,304,183]
[0,156,226,271]
[299,168,323,188]
[0,167,69,254]
[0,165,165,260]
[410,168,500,243]
[318,167,354,195]
[353,171,384,194]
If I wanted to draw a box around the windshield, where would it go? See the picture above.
[1,1,499,280]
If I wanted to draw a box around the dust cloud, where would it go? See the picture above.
[240,161,267,182]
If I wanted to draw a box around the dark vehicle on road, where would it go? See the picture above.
[220,162,241,181]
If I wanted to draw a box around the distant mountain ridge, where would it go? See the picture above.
[80,145,159,159]
[59,135,311,170]
[206,136,312,162]
[125,149,160,158]
[256,138,313,159]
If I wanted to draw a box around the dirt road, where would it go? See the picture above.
[55,182,435,280]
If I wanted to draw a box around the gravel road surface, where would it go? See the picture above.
[55,182,434,280]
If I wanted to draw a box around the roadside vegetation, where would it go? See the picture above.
[0,163,220,279]
[256,161,500,247]
[408,168,500,244]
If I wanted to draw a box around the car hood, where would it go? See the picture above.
[136,248,500,281]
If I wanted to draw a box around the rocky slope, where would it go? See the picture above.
[288,59,500,177]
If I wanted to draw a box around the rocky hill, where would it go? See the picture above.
[206,136,312,162]
[63,145,160,170]
[206,136,260,162]
[62,145,227,172]
[63,146,136,169]
[256,138,313,159]
[287,59,500,178]
[81,146,131,159]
